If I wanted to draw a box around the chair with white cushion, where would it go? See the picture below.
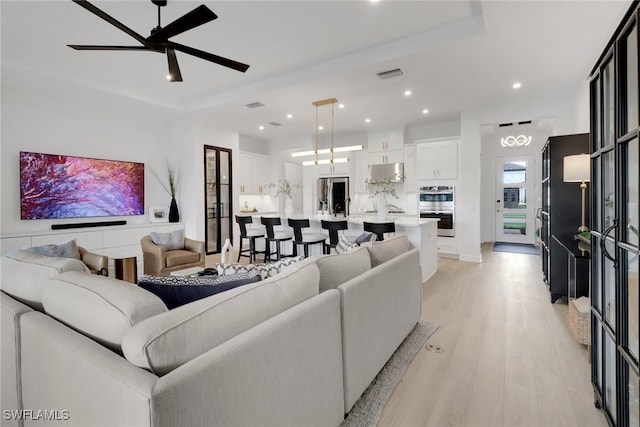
[260,217,293,262]
[235,215,265,263]
[288,218,326,258]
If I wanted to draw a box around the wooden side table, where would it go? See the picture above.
[114,256,137,284]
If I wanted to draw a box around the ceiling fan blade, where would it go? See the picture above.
[166,48,183,82]
[167,42,249,73]
[71,0,152,48]
[148,5,217,43]
[68,45,153,51]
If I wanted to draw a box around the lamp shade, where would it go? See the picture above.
[563,154,590,182]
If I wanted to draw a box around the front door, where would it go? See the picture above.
[495,155,535,244]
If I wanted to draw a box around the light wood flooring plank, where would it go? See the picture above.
[378,243,607,427]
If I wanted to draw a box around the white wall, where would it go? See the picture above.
[165,118,240,241]
[0,85,176,237]
[461,80,589,262]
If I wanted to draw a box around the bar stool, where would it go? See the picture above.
[363,221,395,242]
[235,215,265,263]
[288,218,326,258]
[321,220,349,254]
[261,217,293,262]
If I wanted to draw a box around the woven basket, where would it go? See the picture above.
[569,297,591,345]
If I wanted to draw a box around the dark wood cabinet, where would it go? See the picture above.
[540,133,590,302]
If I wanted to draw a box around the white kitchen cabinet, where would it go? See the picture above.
[368,129,404,165]
[368,150,404,165]
[403,144,417,192]
[239,152,271,194]
[353,150,369,193]
[416,140,458,180]
[316,160,350,176]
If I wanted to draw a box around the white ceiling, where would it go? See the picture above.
[1,0,632,142]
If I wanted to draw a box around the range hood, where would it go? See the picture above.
[366,163,404,184]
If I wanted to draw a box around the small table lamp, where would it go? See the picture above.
[563,153,590,233]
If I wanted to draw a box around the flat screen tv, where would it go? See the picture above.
[20,151,144,220]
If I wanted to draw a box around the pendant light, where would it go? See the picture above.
[292,97,362,164]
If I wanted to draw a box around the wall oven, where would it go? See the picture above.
[419,186,455,237]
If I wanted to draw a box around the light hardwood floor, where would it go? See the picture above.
[378,243,607,427]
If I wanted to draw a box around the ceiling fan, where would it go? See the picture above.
[68,0,250,82]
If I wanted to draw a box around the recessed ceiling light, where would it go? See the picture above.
[318,125,324,130]
[422,109,429,114]
[365,118,371,124]
[286,113,293,119]
[166,74,172,80]
[370,0,379,3]
[512,82,522,89]
[259,126,265,130]
[404,90,412,96]
[338,104,345,109]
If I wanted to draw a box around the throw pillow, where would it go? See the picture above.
[150,230,185,250]
[216,255,304,279]
[335,235,357,254]
[138,271,261,309]
[354,232,377,245]
[27,239,81,260]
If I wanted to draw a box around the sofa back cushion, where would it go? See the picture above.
[314,246,372,293]
[122,258,320,376]
[42,272,167,353]
[0,250,90,311]
[361,234,411,267]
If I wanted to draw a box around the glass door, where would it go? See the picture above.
[495,155,535,244]
[204,146,232,255]
[590,5,640,424]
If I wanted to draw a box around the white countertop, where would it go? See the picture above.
[303,214,438,227]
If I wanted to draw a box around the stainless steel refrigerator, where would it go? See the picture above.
[317,177,350,216]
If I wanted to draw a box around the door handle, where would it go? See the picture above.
[600,218,618,267]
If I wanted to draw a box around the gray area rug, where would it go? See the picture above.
[341,320,440,427]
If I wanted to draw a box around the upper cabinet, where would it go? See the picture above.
[368,129,404,165]
[239,152,271,194]
[403,144,417,192]
[353,150,369,193]
[416,139,458,180]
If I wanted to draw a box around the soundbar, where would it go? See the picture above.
[52,220,126,230]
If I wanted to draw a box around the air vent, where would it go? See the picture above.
[245,102,265,109]
[498,122,513,127]
[376,68,404,80]
[518,120,532,125]
[269,122,282,127]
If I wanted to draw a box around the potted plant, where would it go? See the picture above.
[266,179,301,217]
[153,161,179,222]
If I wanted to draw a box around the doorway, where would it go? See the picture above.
[204,145,233,254]
[495,155,535,244]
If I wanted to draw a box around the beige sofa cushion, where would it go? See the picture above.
[42,272,167,353]
[314,246,372,293]
[0,250,90,310]
[361,234,411,267]
[122,258,320,376]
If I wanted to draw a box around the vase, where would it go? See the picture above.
[220,238,234,264]
[284,196,294,218]
[169,197,180,223]
[375,193,388,220]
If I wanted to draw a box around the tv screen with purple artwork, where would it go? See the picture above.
[20,151,144,220]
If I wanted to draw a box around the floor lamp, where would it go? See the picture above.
[563,153,590,233]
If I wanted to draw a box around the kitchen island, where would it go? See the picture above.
[247,213,438,282]
[307,215,438,282]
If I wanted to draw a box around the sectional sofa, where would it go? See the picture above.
[1,234,422,427]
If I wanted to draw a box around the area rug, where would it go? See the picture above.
[492,242,540,255]
[341,320,440,427]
